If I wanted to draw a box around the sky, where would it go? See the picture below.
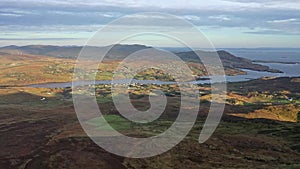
[0,0,300,48]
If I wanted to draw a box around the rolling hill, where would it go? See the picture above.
[0,44,281,73]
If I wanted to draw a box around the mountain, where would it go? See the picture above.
[0,44,151,59]
[0,44,281,73]
[176,50,282,73]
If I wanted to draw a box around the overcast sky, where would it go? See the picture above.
[0,0,300,47]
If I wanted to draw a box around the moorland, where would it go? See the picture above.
[0,45,299,169]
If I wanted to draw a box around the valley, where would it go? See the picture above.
[0,45,299,168]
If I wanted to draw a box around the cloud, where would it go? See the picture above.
[0,3,299,36]
[268,18,298,24]
[0,13,23,17]
[183,15,201,21]
[244,29,297,35]
[0,0,299,47]
[0,38,81,40]
[0,2,299,29]
[209,15,231,21]
[0,24,104,32]
[1,0,300,11]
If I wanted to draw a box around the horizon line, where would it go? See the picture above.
[1,44,300,50]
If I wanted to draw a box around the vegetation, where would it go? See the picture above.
[231,104,300,122]
[0,48,299,168]
[87,115,132,131]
